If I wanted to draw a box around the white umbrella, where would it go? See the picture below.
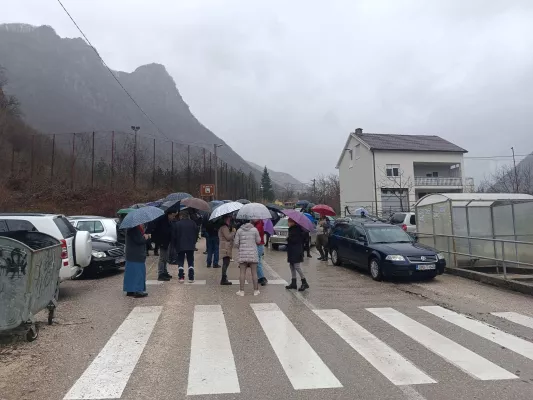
[209,202,243,220]
[236,203,272,220]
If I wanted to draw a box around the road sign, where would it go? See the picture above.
[200,184,215,197]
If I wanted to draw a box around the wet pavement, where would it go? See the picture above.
[1,242,533,400]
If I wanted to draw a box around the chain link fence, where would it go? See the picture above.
[5,131,259,200]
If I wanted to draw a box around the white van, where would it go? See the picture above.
[0,214,92,281]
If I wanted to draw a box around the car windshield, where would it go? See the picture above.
[275,218,288,228]
[366,226,412,243]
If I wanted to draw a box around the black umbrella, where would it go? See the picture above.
[236,199,251,205]
[265,203,283,212]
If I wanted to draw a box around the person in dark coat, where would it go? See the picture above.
[284,218,309,292]
[123,225,150,298]
[202,213,221,268]
[146,206,179,282]
[172,211,199,283]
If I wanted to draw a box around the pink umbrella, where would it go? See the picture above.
[263,219,274,235]
[281,209,316,232]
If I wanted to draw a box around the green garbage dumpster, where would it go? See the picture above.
[0,231,61,341]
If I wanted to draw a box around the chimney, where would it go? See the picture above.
[355,128,363,135]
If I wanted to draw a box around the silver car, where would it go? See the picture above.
[69,216,118,242]
[270,217,317,250]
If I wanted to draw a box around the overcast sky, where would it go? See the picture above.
[4,0,533,184]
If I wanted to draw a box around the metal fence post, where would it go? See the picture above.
[501,240,507,280]
[171,141,174,188]
[203,148,206,180]
[91,131,95,187]
[51,134,56,179]
[11,145,15,177]
[71,133,76,189]
[511,203,519,265]
[111,131,115,186]
[465,205,472,264]
[152,138,156,190]
[30,134,35,181]
[187,145,190,193]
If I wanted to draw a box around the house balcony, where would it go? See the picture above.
[414,176,463,187]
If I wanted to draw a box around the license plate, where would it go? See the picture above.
[416,264,435,271]
[115,257,125,264]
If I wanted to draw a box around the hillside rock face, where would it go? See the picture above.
[0,23,259,178]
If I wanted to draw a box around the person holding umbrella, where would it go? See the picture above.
[146,204,180,281]
[218,215,235,285]
[120,206,164,298]
[285,218,310,292]
[172,210,199,283]
[210,201,244,285]
[234,220,262,296]
[281,209,314,292]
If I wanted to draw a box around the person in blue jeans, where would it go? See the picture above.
[204,218,221,268]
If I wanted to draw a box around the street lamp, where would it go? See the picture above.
[131,126,140,187]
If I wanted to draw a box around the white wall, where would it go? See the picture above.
[373,151,464,208]
[338,136,375,215]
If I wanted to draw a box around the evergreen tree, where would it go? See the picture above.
[261,166,275,201]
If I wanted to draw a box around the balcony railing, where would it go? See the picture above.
[414,176,463,186]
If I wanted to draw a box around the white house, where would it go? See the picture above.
[336,128,469,216]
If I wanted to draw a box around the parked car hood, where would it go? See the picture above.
[91,238,123,251]
[371,242,437,256]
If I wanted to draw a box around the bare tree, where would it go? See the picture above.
[377,165,414,214]
[477,161,533,195]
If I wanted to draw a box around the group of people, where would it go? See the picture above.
[121,204,324,298]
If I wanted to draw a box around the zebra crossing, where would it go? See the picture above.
[63,304,533,399]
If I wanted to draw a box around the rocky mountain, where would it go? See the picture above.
[0,23,268,183]
[246,160,304,188]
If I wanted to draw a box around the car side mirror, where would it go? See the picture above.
[358,235,367,243]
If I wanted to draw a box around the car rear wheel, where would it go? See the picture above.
[369,258,383,281]
[331,249,342,266]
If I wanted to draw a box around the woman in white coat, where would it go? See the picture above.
[234,221,261,296]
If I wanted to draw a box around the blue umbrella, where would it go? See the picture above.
[303,212,317,225]
[119,206,164,229]
[165,192,192,202]
[209,200,224,210]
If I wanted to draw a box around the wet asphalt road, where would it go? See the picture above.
[1,243,533,400]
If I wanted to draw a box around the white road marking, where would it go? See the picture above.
[367,307,516,381]
[263,260,429,400]
[421,306,533,362]
[315,309,435,386]
[63,306,162,399]
[187,305,240,395]
[491,311,533,330]
[251,303,342,390]
[185,280,206,285]
[146,280,164,285]
[230,279,288,285]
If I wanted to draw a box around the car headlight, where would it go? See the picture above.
[92,251,106,258]
[437,253,445,260]
[385,255,406,262]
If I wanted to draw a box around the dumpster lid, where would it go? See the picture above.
[0,231,60,250]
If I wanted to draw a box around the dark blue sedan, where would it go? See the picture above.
[328,219,445,281]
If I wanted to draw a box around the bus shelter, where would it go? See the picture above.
[415,193,533,276]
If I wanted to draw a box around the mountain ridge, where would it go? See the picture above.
[246,160,304,188]
[0,23,283,187]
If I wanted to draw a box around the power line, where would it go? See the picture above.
[55,0,221,148]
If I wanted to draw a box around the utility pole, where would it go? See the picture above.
[511,147,519,193]
[213,143,223,199]
[131,126,140,187]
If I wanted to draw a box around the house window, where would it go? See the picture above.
[432,171,438,177]
[386,164,400,177]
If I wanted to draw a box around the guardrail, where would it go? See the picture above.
[415,232,533,280]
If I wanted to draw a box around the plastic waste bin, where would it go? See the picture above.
[0,231,62,341]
